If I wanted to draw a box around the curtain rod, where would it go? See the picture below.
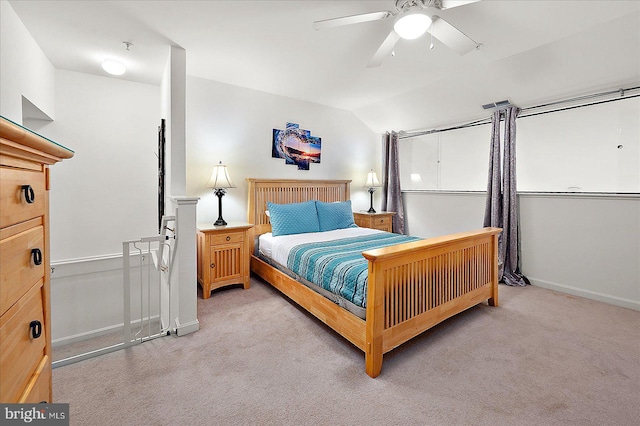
[398,84,640,140]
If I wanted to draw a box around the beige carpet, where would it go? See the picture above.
[53,278,640,425]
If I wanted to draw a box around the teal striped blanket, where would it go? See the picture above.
[287,233,421,308]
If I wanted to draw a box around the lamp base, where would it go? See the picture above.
[368,187,376,214]
[214,188,227,227]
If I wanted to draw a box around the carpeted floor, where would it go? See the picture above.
[53,278,640,425]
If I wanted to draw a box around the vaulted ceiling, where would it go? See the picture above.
[9,0,640,132]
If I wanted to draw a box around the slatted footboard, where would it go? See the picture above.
[362,227,501,377]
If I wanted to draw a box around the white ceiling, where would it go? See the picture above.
[8,0,640,133]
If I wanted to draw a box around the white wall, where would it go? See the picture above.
[186,76,381,225]
[519,194,639,308]
[0,0,55,122]
[39,70,159,261]
[403,192,639,311]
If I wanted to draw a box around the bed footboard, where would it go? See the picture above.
[362,227,501,378]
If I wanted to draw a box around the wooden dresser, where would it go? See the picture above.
[197,222,253,298]
[0,117,73,403]
[353,211,395,233]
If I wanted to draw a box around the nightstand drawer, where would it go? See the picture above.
[374,216,391,226]
[210,231,244,245]
[0,167,46,229]
[0,225,45,316]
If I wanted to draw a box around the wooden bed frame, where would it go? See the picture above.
[247,178,501,377]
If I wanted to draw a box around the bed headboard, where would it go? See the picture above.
[247,178,351,236]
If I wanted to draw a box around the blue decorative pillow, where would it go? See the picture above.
[267,200,320,237]
[316,200,357,232]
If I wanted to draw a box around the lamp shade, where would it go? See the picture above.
[394,12,432,40]
[207,161,235,189]
[364,169,381,188]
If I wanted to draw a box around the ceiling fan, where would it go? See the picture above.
[313,0,481,67]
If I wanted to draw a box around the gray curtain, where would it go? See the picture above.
[381,131,406,234]
[483,107,529,286]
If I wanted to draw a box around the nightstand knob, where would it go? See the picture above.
[210,263,216,269]
[226,236,231,241]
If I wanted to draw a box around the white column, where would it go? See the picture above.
[169,196,199,336]
[169,46,186,196]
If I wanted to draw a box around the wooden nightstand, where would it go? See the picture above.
[353,212,396,233]
[197,222,253,299]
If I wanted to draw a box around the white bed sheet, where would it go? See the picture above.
[259,227,383,267]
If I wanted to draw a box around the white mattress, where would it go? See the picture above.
[259,227,383,266]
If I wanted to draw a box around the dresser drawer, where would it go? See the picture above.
[0,280,47,402]
[18,356,51,403]
[0,167,46,228]
[210,231,244,245]
[0,225,45,316]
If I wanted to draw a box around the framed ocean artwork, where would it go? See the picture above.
[272,122,321,170]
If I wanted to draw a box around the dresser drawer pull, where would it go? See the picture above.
[32,248,43,266]
[210,263,216,269]
[29,320,42,339]
[226,236,231,241]
[22,185,36,204]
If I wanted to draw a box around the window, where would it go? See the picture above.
[399,96,639,194]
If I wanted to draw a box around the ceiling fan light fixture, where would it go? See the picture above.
[394,12,432,40]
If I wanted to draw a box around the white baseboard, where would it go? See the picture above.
[52,315,162,347]
[175,318,200,336]
[529,277,640,311]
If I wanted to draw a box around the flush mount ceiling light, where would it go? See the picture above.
[394,12,432,40]
[101,60,125,75]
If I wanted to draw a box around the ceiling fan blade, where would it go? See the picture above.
[313,11,393,30]
[367,30,401,68]
[439,0,481,10]
[428,16,479,55]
